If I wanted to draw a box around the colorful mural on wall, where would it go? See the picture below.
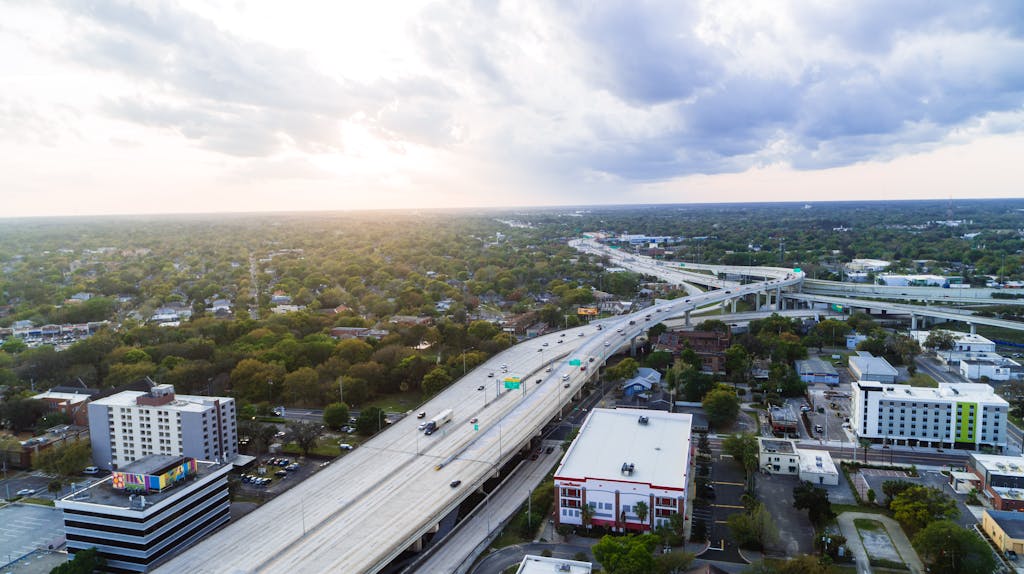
[112,458,198,493]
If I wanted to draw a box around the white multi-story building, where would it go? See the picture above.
[554,409,691,532]
[89,385,238,470]
[852,382,1008,451]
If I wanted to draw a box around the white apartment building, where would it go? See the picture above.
[852,381,1008,451]
[89,385,238,470]
[554,409,692,532]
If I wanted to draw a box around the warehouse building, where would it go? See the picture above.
[849,352,898,384]
[795,358,840,386]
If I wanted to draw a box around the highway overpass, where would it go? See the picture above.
[157,268,800,573]
[784,292,1024,333]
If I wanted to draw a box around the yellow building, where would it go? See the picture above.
[981,509,1024,555]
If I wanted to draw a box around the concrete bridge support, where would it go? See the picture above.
[731,298,737,313]
[630,335,639,357]
[970,323,977,335]
[684,310,691,327]
[775,288,782,311]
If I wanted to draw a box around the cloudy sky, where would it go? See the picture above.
[3,1,1024,217]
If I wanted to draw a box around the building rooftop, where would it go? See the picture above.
[849,353,899,377]
[555,408,692,490]
[910,330,995,346]
[856,382,1009,405]
[59,458,226,510]
[758,438,796,454]
[798,449,839,478]
[769,405,798,424]
[90,390,226,412]
[971,453,1024,476]
[516,555,592,574]
[987,509,1024,540]
[32,391,90,404]
[795,358,838,375]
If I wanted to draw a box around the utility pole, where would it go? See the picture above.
[338,377,343,404]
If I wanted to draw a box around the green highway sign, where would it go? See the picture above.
[569,359,581,366]
[473,424,479,431]
[503,381,521,390]
[793,267,802,273]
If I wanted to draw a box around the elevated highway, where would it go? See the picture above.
[158,265,800,573]
[784,292,1024,333]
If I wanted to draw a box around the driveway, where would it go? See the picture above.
[836,512,924,574]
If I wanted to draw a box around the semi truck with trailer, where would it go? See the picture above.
[424,409,453,435]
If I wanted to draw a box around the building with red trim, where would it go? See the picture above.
[554,408,692,532]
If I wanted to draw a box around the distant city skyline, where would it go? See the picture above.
[3,1,1024,217]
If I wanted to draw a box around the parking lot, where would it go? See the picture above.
[0,504,65,565]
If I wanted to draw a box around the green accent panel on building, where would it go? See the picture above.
[955,402,977,443]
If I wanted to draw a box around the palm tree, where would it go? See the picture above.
[581,503,594,530]
[634,501,649,528]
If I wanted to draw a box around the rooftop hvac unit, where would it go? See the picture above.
[997,463,1007,470]
[558,566,571,573]
[1012,464,1021,471]
[638,416,649,425]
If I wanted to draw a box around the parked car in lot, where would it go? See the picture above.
[339,443,354,450]
[83,466,99,475]
[449,480,461,488]
[16,488,35,496]
[274,470,288,477]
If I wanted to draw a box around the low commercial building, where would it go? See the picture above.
[981,509,1024,556]
[56,455,232,573]
[768,405,798,434]
[515,555,592,574]
[32,389,96,426]
[960,358,1023,382]
[554,409,692,533]
[968,454,1024,511]
[910,330,997,354]
[851,382,1008,451]
[89,385,238,470]
[795,358,839,386]
[758,438,839,485]
[848,352,898,384]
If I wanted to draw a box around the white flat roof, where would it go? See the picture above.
[849,353,898,376]
[32,391,90,404]
[555,408,692,490]
[516,555,592,574]
[90,391,228,413]
[972,453,1024,476]
[798,449,838,477]
[858,382,1008,405]
[910,329,994,346]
